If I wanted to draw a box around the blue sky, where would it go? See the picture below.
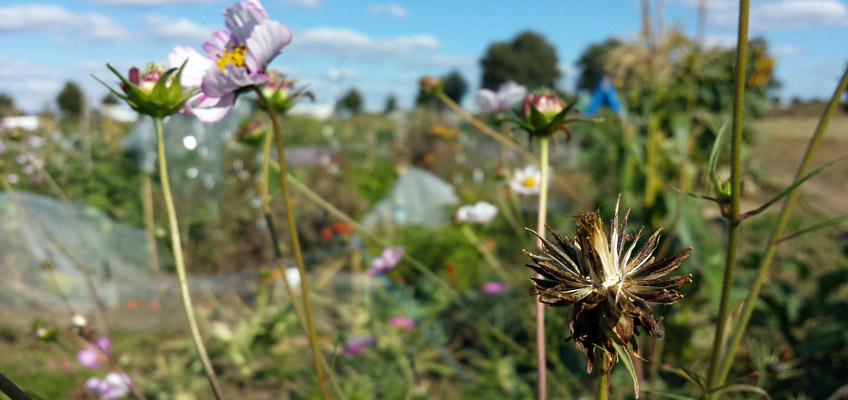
[1,0,847,113]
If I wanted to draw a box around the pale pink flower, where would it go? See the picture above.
[475,81,526,114]
[482,281,510,294]
[85,372,130,400]
[389,316,417,330]
[168,0,292,122]
[77,336,111,369]
[456,201,498,225]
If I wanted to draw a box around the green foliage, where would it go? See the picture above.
[101,93,119,106]
[480,31,560,90]
[346,158,395,206]
[0,92,17,118]
[336,88,364,115]
[56,81,84,118]
[383,94,397,114]
[442,70,469,105]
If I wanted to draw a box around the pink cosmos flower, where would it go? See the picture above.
[340,335,376,356]
[6,174,19,184]
[475,81,526,114]
[77,336,111,369]
[522,91,564,119]
[368,246,404,276]
[168,0,292,122]
[389,316,417,330]
[482,281,510,294]
[85,372,130,400]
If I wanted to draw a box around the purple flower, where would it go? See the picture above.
[368,246,404,276]
[482,281,510,294]
[22,165,34,175]
[456,201,498,225]
[85,372,130,400]
[341,335,376,356]
[33,174,43,183]
[389,316,417,330]
[475,81,526,114]
[168,0,292,122]
[77,336,111,369]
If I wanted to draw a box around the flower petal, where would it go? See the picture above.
[77,347,101,368]
[201,64,266,98]
[185,93,234,123]
[168,46,215,89]
[498,81,527,110]
[224,0,269,43]
[474,89,497,113]
[244,20,292,73]
[202,29,238,56]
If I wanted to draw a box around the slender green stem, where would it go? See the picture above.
[258,122,346,400]
[459,224,512,283]
[705,0,749,392]
[255,90,331,400]
[0,372,33,400]
[535,136,550,400]
[154,118,225,400]
[715,64,848,386]
[596,351,610,400]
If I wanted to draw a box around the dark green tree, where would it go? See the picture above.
[336,88,363,115]
[575,38,623,93]
[384,94,397,114]
[480,31,560,90]
[0,93,17,118]
[442,70,468,104]
[101,93,119,106]
[56,81,84,117]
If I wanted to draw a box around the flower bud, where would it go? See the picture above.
[511,90,577,139]
[418,76,442,95]
[94,62,198,119]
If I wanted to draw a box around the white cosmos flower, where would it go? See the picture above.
[456,201,498,225]
[509,164,542,195]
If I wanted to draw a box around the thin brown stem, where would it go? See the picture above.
[255,90,331,400]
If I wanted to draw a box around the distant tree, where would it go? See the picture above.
[575,38,623,93]
[384,94,397,114]
[480,31,560,90]
[56,81,84,117]
[336,88,363,115]
[0,93,17,118]
[442,70,468,105]
[102,93,119,106]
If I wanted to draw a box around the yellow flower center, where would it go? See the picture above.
[522,177,537,188]
[214,43,247,71]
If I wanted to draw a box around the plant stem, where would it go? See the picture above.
[596,351,610,400]
[0,372,33,400]
[459,224,512,283]
[255,91,331,400]
[535,136,550,400]
[141,174,160,276]
[706,0,749,392]
[715,64,848,386]
[153,118,225,400]
[435,91,579,202]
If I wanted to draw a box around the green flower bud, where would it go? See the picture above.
[93,61,198,119]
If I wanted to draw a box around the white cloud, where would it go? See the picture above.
[143,15,216,42]
[368,3,409,18]
[327,68,358,79]
[688,0,848,31]
[292,27,439,59]
[0,4,128,41]
[92,0,219,5]
[0,57,62,111]
[284,0,322,9]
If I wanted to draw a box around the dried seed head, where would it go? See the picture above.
[524,196,692,371]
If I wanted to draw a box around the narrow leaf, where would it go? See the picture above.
[668,186,720,203]
[659,364,706,393]
[611,341,640,398]
[776,215,848,243]
[91,75,129,102]
[640,391,696,400]
[709,383,771,400]
[709,120,730,193]
[740,154,848,220]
